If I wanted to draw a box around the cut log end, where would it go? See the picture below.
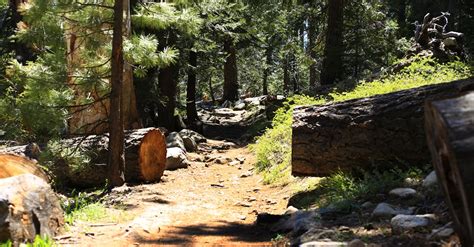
[0,154,49,181]
[138,129,166,182]
[425,91,474,246]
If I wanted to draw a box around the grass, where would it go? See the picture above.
[290,167,427,210]
[64,203,135,225]
[251,56,472,185]
[0,235,57,247]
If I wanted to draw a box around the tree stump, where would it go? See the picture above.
[425,91,474,246]
[0,154,48,181]
[52,128,167,188]
[292,78,474,176]
[0,174,64,246]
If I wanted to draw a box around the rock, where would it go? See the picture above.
[181,136,197,152]
[179,129,206,143]
[236,202,252,207]
[422,171,438,188]
[348,239,365,247]
[361,202,374,209]
[234,102,246,110]
[285,206,299,215]
[430,227,454,239]
[214,157,229,165]
[443,37,458,48]
[240,171,253,178]
[166,132,186,151]
[300,241,347,247]
[391,214,436,234]
[0,174,64,245]
[372,203,414,218]
[229,161,240,166]
[272,210,319,233]
[389,188,417,198]
[165,147,188,170]
[221,100,232,108]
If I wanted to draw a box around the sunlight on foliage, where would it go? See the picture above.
[65,203,134,225]
[0,235,57,247]
[253,57,472,184]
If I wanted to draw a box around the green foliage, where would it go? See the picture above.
[308,167,424,209]
[250,95,322,184]
[1,54,71,141]
[253,58,472,184]
[40,140,92,180]
[0,235,56,247]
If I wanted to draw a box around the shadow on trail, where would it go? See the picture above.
[136,221,274,245]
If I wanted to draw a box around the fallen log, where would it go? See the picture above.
[292,78,474,176]
[0,154,49,181]
[0,174,64,245]
[425,91,474,246]
[49,128,167,188]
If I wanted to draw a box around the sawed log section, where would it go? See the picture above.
[292,78,474,176]
[425,91,474,246]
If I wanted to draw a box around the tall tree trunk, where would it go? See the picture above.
[396,0,408,36]
[208,76,216,103]
[320,0,344,86]
[308,13,318,91]
[223,38,239,101]
[283,55,290,96]
[122,0,141,130]
[262,44,272,95]
[108,0,126,187]
[186,50,199,123]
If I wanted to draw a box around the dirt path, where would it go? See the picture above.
[61,140,292,246]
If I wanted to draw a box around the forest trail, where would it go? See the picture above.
[61,139,292,246]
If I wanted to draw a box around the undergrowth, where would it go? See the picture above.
[0,235,56,247]
[252,56,472,185]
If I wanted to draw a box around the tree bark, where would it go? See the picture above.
[49,128,166,188]
[186,50,199,123]
[283,56,290,95]
[425,91,474,247]
[122,0,141,130]
[308,13,318,91]
[108,0,126,187]
[262,44,272,95]
[292,78,474,177]
[320,0,344,86]
[223,38,239,101]
[0,174,64,246]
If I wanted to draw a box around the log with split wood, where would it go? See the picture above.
[292,78,474,177]
[425,91,474,246]
[0,128,167,188]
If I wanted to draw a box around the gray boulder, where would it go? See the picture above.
[165,147,188,170]
[391,214,436,234]
[179,129,206,143]
[422,171,438,188]
[181,136,197,152]
[389,188,417,198]
[372,203,414,218]
[166,132,186,151]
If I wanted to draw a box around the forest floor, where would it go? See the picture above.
[59,139,292,246]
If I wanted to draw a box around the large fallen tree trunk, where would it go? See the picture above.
[0,174,64,245]
[47,128,167,188]
[292,78,474,176]
[425,91,474,247]
[0,154,48,181]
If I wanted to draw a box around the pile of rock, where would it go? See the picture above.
[165,129,206,170]
[262,170,456,246]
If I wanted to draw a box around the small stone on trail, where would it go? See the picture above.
[239,215,247,221]
[391,214,436,234]
[214,157,229,165]
[240,171,253,178]
[266,199,277,205]
[372,203,414,218]
[236,202,252,207]
[300,241,348,247]
[229,160,240,166]
[389,188,417,198]
[430,225,454,239]
[248,197,257,202]
[211,183,225,188]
